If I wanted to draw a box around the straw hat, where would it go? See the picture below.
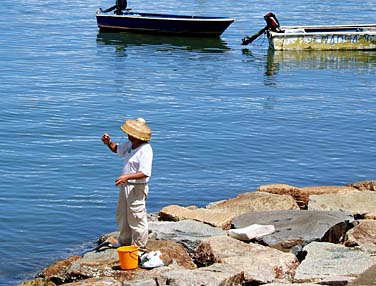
[120,118,152,141]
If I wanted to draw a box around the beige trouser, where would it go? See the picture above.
[116,183,148,250]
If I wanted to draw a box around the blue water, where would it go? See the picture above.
[0,0,375,284]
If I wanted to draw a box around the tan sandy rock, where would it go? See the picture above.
[19,278,57,286]
[301,185,359,195]
[36,256,81,284]
[365,213,376,220]
[206,191,299,214]
[257,184,307,209]
[259,184,359,210]
[344,220,376,253]
[349,180,376,191]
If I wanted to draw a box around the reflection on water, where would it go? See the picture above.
[241,48,280,86]
[241,48,376,86]
[265,49,280,77]
[96,31,230,53]
[266,49,376,72]
[264,49,376,85]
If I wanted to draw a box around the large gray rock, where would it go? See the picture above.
[231,210,354,252]
[63,277,122,286]
[160,263,244,286]
[123,279,157,286]
[294,241,376,283]
[193,235,299,284]
[149,220,225,253]
[308,191,376,217]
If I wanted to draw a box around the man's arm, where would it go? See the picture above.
[115,172,148,186]
[102,133,117,153]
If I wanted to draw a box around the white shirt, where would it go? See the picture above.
[117,141,153,184]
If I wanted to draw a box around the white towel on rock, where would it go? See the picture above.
[227,224,275,241]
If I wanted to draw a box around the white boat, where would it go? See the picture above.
[242,13,376,51]
[269,24,376,51]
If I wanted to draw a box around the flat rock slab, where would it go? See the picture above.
[294,241,376,283]
[231,210,354,251]
[158,205,234,229]
[149,220,225,241]
[148,220,225,253]
[308,191,376,217]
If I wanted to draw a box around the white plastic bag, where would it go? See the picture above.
[140,250,164,269]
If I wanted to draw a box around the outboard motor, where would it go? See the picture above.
[114,0,127,14]
[100,0,127,15]
[263,12,282,32]
[241,12,283,45]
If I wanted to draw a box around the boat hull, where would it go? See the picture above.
[268,24,376,50]
[96,12,235,37]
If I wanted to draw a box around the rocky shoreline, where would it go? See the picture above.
[21,180,376,286]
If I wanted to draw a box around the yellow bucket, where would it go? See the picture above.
[117,245,139,270]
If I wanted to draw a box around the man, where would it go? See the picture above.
[101,118,153,250]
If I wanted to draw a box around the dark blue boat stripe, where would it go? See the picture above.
[100,15,235,22]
